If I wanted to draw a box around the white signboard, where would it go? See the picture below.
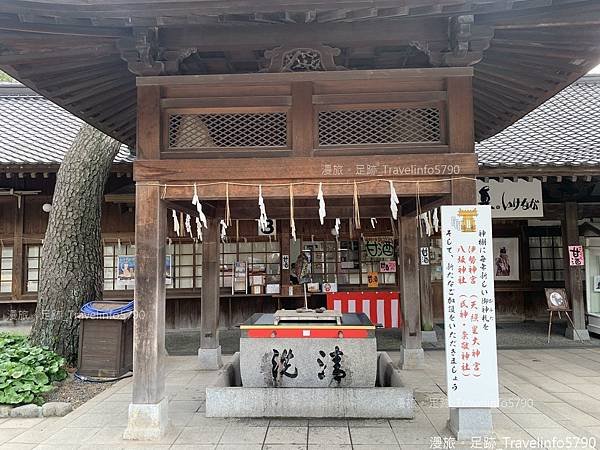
[476,179,543,218]
[258,218,276,236]
[441,205,499,408]
[420,247,430,266]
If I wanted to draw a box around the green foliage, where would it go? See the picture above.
[0,333,68,405]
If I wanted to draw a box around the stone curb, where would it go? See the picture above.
[2,401,73,418]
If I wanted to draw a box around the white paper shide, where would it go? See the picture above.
[441,205,499,408]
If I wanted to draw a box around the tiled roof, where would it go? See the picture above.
[476,76,600,168]
[0,83,132,165]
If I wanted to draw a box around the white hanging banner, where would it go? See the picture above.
[172,210,180,237]
[441,205,499,408]
[476,179,543,218]
[389,181,399,220]
[317,182,326,225]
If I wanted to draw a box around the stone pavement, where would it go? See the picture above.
[1,348,600,449]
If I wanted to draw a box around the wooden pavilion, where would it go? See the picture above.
[1,0,600,439]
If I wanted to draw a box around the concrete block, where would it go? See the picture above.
[206,386,414,418]
[123,397,168,440]
[448,407,493,440]
[376,352,405,388]
[565,328,590,341]
[42,402,73,417]
[399,346,424,370]
[240,337,377,388]
[10,404,42,418]
[421,330,438,344]
[198,346,223,370]
[206,351,414,419]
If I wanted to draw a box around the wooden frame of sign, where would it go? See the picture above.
[544,288,584,343]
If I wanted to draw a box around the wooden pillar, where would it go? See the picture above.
[199,218,223,368]
[291,82,314,157]
[447,74,477,206]
[11,197,24,299]
[419,233,435,339]
[398,213,424,369]
[562,202,590,340]
[124,182,168,439]
[124,84,168,440]
[451,179,476,205]
[281,219,291,291]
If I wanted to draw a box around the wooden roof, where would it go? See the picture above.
[0,0,599,148]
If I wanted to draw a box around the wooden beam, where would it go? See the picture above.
[0,18,129,37]
[136,67,473,87]
[159,18,448,51]
[162,178,453,200]
[134,154,479,182]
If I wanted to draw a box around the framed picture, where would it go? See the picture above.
[117,255,136,288]
[492,237,520,281]
[165,255,172,286]
[594,275,600,293]
[545,288,570,311]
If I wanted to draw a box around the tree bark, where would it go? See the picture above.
[30,124,121,364]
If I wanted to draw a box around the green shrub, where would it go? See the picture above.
[0,333,68,405]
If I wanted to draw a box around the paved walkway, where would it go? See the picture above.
[1,348,600,449]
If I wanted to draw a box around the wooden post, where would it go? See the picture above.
[447,76,474,154]
[199,218,223,368]
[451,178,476,205]
[419,233,436,343]
[11,197,24,299]
[124,182,168,440]
[280,219,291,293]
[398,213,424,369]
[125,84,168,440]
[291,82,314,157]
[562,202,590,340]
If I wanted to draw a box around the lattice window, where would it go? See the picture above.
[318,107,441,146]
[168,112,288,149]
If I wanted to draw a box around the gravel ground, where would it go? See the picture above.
[43,372,119,409]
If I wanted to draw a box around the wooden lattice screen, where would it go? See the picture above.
[168,112,288,149]
[317,107,442,146]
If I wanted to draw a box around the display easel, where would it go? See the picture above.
[545,287,584,343]
[547,309,583,343]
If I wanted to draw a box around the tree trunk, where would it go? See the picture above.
[30,124,121,364]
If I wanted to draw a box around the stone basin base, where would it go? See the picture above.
[205,352,414,419]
